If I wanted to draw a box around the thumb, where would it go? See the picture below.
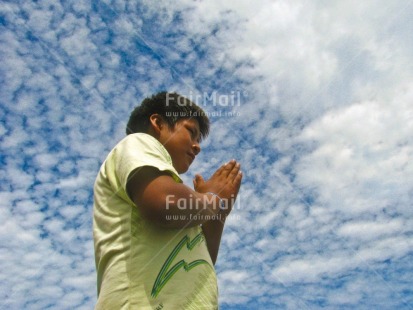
[193,174,205,188]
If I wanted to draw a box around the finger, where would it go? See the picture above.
[221,160,237,177]
[233,170,243,187]
[193,174,204,186]
[213,161,231,177]
[228,162,241,179]
[194,174,203,181]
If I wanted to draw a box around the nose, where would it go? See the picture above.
[192,143,201,156]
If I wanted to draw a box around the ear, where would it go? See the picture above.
[149,114,165,134]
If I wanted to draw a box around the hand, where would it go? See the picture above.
[193,160,243,215]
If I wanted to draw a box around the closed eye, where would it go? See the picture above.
[187,126,200,142]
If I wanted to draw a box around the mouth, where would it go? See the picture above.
[187,152,195,162]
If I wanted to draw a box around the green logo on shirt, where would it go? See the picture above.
[151,233,212,298]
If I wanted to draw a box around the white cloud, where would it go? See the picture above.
[295,89,413,215]
[337,218,405,240]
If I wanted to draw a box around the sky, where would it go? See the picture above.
[1,0,413,309]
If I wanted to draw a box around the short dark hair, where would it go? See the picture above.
[126,92,210,140]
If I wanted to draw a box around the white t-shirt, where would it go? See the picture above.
[93,133,218,309]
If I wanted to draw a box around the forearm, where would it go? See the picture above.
[201,214,227,265]
[128,169,223,229]
[144,183,221,228]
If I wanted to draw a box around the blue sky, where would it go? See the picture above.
[1,0,413,309]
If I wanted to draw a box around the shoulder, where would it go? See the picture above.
[109,133,181,183]
[117,133,159,149]
[116,133,168,158]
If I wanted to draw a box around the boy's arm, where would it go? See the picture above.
[201,216,226,265]
[127,167,221,228]
[194,160,243,265]
[127,159,242,262]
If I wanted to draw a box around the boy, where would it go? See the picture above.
[93,92,242,309]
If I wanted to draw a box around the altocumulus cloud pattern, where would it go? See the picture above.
[1,0,413,309]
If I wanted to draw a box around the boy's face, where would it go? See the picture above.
[159,118,201,174]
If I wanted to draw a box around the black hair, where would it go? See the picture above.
[126,92,210,140]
